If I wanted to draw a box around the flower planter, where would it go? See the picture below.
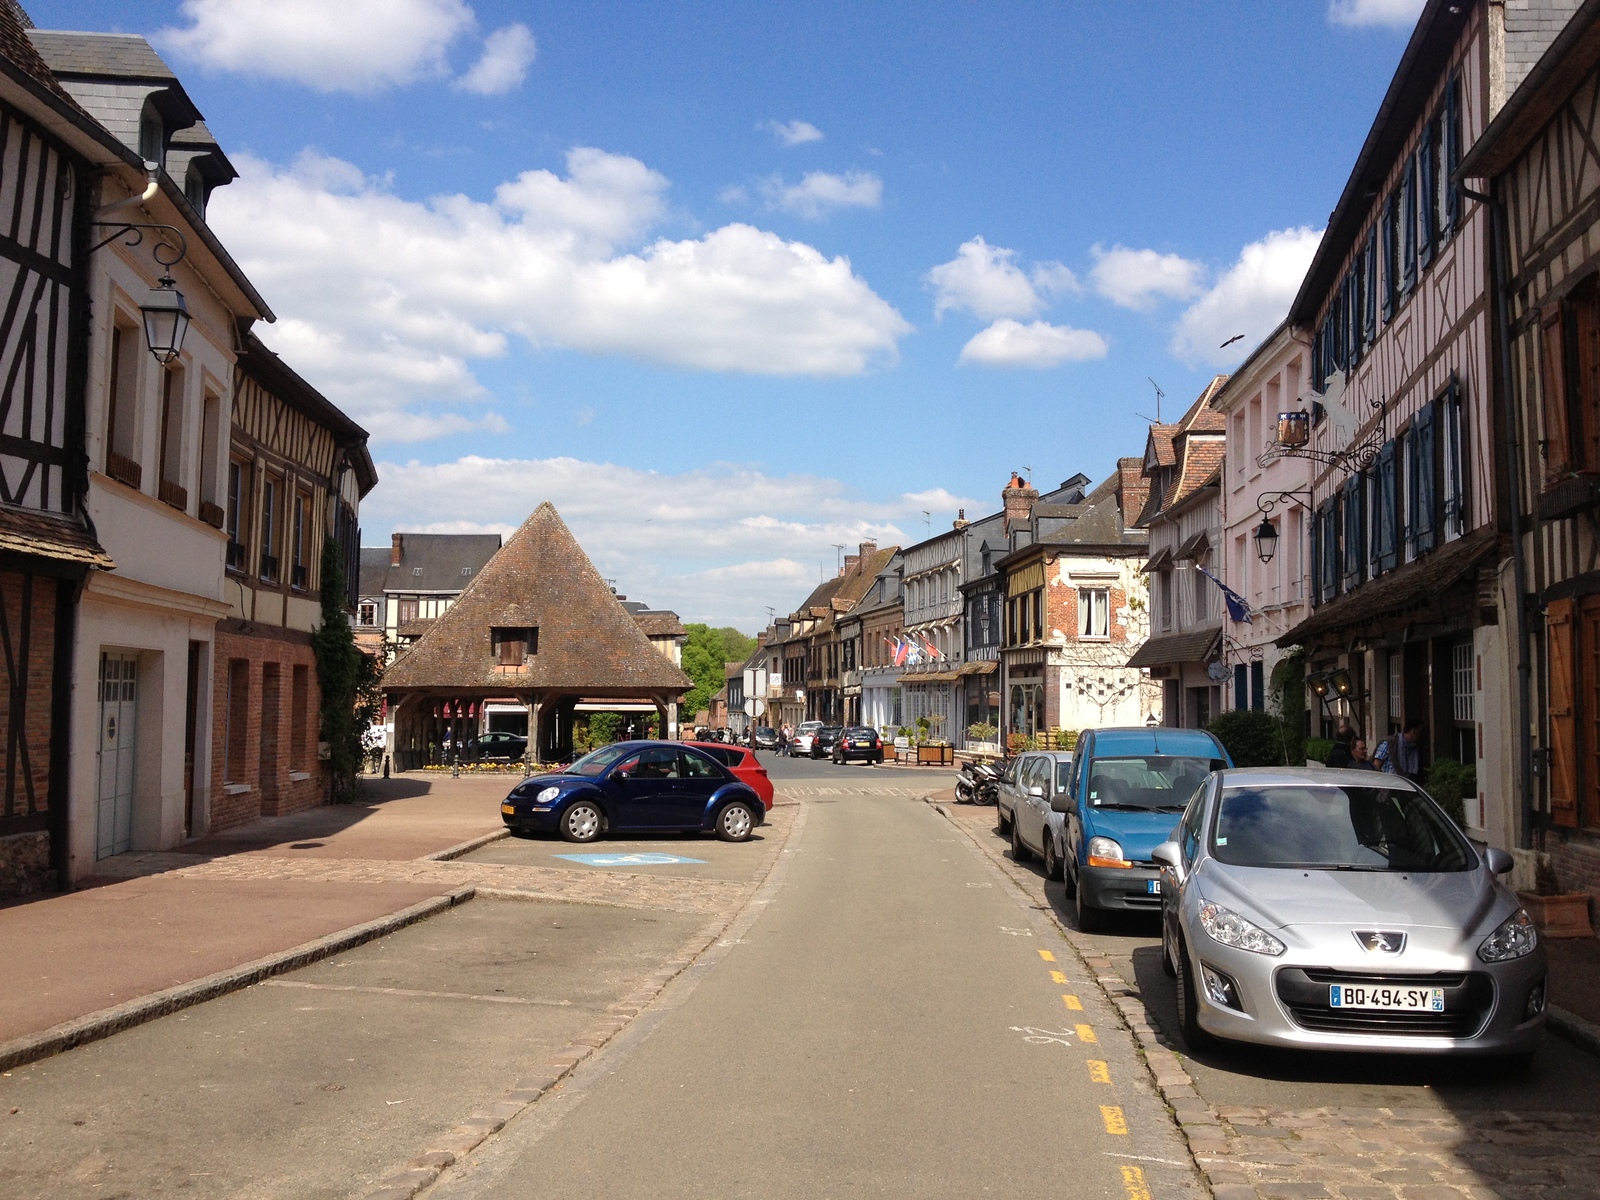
[1517,891,1595,938]
[917,744,953,765]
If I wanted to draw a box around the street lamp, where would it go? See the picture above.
[1253,517,1279,564]
[140,275,191,364]
[1253,489,1314,563]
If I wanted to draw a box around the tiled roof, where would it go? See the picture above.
[0,504,113,569]
[0,5,78,107]
[1163,440,1225,512]
[26,29,176,80]
[1125,626,1221,669]
[377,533,502,594]
[1033,469,1147,551]
[383,502,692,695]
[633,610,686,638]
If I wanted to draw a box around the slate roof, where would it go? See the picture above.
[358,548,391,598]
[1032,470,1147,552]
[375,533,502,594]
[1126,626,1222,669]
[27,29,177,81]
[383,502,692,695]
[0,504,113,569]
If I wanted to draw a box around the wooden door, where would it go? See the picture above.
[95,651,138,858]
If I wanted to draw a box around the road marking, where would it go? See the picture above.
[1087,1059,1111,1083]
[1119,1163,1152,1199]
[1050,970,1068,985]
[1075,1023,1097,1043]
[1101,1105,1128,1135]
[999,926,1032,936]
[552,853,706,866]
[1037,949,1056,961]
[1106,1153,1186,1167]
[259,980,571,1007]
[1010,1025,1077,1047]
[1062,994,1084,1011]
[965,881,992,888]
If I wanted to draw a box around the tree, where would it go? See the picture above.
[313,538,381,803]
[679,623,757,720]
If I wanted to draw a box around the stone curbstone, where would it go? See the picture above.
[422,828,510,862]
[362,1166,441,1199]
[1546,1003,1600,1057]
[0,888,473,1073]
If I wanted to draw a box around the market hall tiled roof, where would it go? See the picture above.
[633,610,687,639]
[382,502,692,696]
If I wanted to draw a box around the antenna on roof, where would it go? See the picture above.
[832,543,845,572]
[1147,378,1165,423]
[1021,465,1033,484]
[921,510,932,534]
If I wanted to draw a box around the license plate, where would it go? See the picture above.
[500,804,515,815]
[1145,879,1161,895]
[853,741,869,747]
[1329,984,1444,1011]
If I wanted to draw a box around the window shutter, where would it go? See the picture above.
[1444,72,1461,231]
[1444,379,1467,535]
[1310,509,1323,605]
[1363,231,1378,345]
[1540,306,1572,480]
[1414,403,1437,553]
[1381,202,1396,322]
[1342,473,1365,585]
[1234,663,1248,711]
[1312,327,1326,393]
[1401,156,1418,295]
[1377,440,1399,571]
[1574,283,1600,472]
[1251,660,1265,712]
[1418,121,1436,269]
[1547,597,1579,829]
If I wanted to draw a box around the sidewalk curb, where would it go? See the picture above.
[1548,1002,1600,1057]
[422,829,509,862]
[0,887,475,1073]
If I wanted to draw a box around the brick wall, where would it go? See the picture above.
[0,570,57,829]
[209,623,324,831]
[1547,835,1600,925]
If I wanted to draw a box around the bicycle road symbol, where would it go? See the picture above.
[1010,1025,1078,1047]
[554,853,707,866]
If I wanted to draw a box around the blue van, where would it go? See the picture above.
[1051,727,1231,931]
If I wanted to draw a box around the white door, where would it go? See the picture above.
[96,651,139,859]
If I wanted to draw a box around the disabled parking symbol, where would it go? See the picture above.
[554,852,707,866]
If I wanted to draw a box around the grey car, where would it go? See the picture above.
[1001,751,1074,882]
[1154,767,1545,1062]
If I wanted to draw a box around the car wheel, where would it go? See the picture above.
[1074,876,1102,933]
[1173,933,1215,1053]
[1062,851,1078,898]
[715,801,756,842]
[560,801,603,843]
[1011,820,1031,864]
[1042,834,1063,882]
[996,802,1012,835]
[1160,914,1178,978]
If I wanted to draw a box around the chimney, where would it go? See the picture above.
[391,532,404,566]
[1002,472,1039,537]
[1116,457,1150,528]
[952,508,969,530]
[857,540,876,559]
[843,554,860,575]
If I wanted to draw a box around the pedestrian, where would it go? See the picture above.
[1377,718,1425,781]
[1326,719,1356,768]
[1347,738,1378,770]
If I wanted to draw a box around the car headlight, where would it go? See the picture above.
[534,786,561,805]
[1086,836,1131,868]
[1478,908,1538,963]
[1198,901,1286,956]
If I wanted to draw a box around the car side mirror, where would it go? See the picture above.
[1050,792,1075,814]
[1027,785,1044,798]
[1152,840,1185,884]
[1484,846,1514,876]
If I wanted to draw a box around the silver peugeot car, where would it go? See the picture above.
[1153,767,1545,1061]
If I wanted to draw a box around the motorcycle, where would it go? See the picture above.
[956,758,1002,805]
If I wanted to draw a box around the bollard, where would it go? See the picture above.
[383,755,390,779]
[451,752,460,779]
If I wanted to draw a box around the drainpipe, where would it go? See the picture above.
[1471,184,1536,850]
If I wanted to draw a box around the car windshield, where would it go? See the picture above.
[798,722,822,733]
[567,743,634,777]
[1212,784,1477,872]
[846,727,875,737]
[1085,756,1213,810]
[1055,760,1073,791]
[756,728,775,736]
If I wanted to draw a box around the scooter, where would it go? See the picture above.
[956,758,1001,804]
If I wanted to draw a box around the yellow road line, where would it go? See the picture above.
[1087,1059,1111,1083]
[1120,1164,1152,1200]
[1050,970,1068,985]
[1076,1023,1097,1043]
[1101,1105,1128,1135]
[1062,994,1084,1011]
[1038,949,1056,962]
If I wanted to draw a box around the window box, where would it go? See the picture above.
[158,478,187,512]
[106,450,141,490]
[291,564,309,591]
[199,500,225,529]
[226,541,247,571]
[259,553,279,583]
[1538,474,1600,522]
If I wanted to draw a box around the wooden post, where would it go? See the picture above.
[527,693,542,767]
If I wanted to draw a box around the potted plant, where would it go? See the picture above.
[1518,857,1595,938]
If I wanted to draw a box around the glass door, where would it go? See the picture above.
[96,651,139,859]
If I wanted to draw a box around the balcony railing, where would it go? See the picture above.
[226,541,247,571]
[106,450,141,490]
[291,564,309,591]
[199,500,225,529]
[158,478,187,512]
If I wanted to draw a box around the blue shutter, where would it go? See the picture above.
[1376,440,1399,572]
[1362,230,1377,347]
[1414,402,1437,553]
[1310,508,1323,605]
[1381,201,1396,321]
[1342,473,1366,586]
[1401,156,1417,295]
[1322,498,1342,599]
[1444,72,1461,231]
[1418,121,1436,270]
[1250,660,1265,712]
[1312,327,1326,392]
[1234,664,1248,711]
[1444,379,1466,535]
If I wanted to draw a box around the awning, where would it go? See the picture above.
[0,505,114,570]
[958,660,998,675]
[1142,546,1174,574]
[1125,627,1222,669]
[906,670,960,683]
[1176,530,1211,561]
[1277,530,1499,647]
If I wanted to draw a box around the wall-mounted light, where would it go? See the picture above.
[1329,668,1358,700]
[139,275,190,364]
[1253,489,1314,563]
[1253,517,1280,564]
[1307,672,1331,699]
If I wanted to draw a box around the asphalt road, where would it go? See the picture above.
[433,753,1204,1200]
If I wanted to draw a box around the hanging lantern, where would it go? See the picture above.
[140,275,191,364]
[1253,517,1280,563]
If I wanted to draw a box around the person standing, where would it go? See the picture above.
[1347,739,1378,771]
[1376,719,1424,781]
[1326,720,1356,768]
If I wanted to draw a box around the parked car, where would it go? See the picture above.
[789,720,824,757]
[992,754,1024,833]
[1000,751,1074,879]
[751,727,780,751]
[500,740,767,843]
[464,731,527,761]
[811,725,844,759]
[686,741,775,808]
[832,726,884,765]
[1153,766,1545,1063]
[1050,727,1231,931]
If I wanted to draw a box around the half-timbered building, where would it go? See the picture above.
[1276,1,1575,850]
[213,334,374,828]
[1458,0,1600,892]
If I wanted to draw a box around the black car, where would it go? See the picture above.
[465,731,527,761]
[832,726,884,765]
[810,725,845,759]
[751,727,780,751]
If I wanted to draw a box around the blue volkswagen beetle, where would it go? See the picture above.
[500,740,767,843]
[1051,727,1232,930]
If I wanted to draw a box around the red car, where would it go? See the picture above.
[686,742,775,809]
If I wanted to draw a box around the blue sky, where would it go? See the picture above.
[34,0,1424,629]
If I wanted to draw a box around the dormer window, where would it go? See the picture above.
[493,626,537,666]
[185,163,207,218]
[138,101,164,167]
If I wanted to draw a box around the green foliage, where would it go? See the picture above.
[1206,709,1285,767]
[1305,737,1335,765]
[1423,757,1476,830]
[1269,651,1307,766]
[967,722,998,741]
[313,538,381,804]
[679,623,756,721]
[571,710,659,755]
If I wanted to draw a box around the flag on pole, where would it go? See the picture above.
[1196,566,1252,624]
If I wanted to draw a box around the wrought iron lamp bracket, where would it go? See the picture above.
[1257,395,1387,477]
[1255,489,1314,519]
[88,221,188,268]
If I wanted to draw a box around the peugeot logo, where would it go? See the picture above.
[1353,931,1406,954]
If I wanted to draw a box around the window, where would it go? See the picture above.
[1251,660,1265,712]
[184,162,207,218]
[1382,191,1399,322]
[1539,280,1600,486]
[1407,405,1437,556]
[1193,562,1210,624]
[1418,118,1437,271]
[260,474,281,582]
[1342,472,1366,589]
[1441,380,1467,538]
[198,392,221,511]
[1443,72,1462,233]
[158,365,185,509]
[397,598,418,625]
[137,101,164,166]
[358,601,377,626]
[461,566,472,576]
[291,490,312,589]
[1079,588,1109,639]
[1362,230,1378,346]
[1374,440,1399,573]
[493,626,538,665]
[1400,154,1417,298]
[1159,568,1173,631]
[226,458,250,571]
[105,322,141,486]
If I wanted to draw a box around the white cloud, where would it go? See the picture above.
[1169,227,1323,367]
[762,120,825,146]
[159,0,474,93]
[1090,245,1205,310]
[761,171,882,219]
[455,23,536,95]
[927,237,1037,321]
[365,456,978,628]
[957,319,1108,369]
[1327,0,1425,29]
[207,148,911,438]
